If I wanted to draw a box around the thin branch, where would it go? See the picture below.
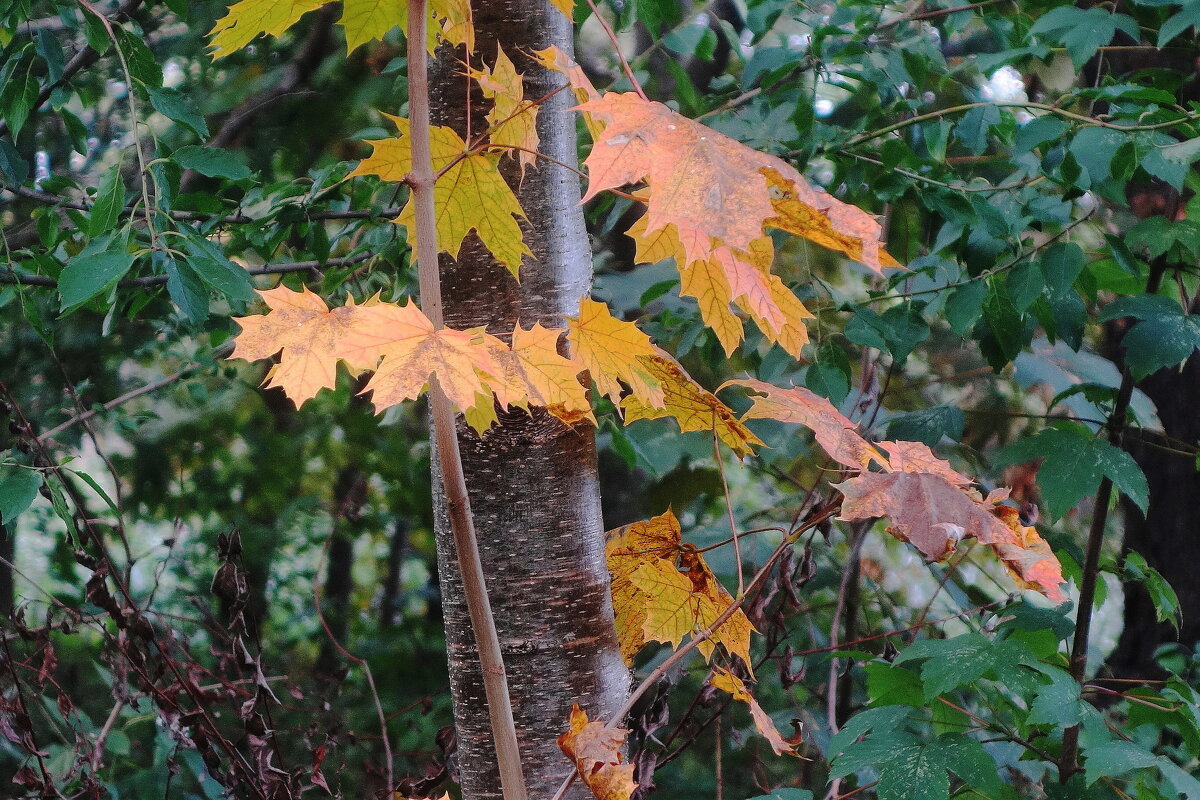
[583,0,648,101]
[1059,255,1168,781]
[405,2,527,799]
[0,252,373,288]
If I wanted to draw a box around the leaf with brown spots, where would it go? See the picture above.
[558,705,637,800]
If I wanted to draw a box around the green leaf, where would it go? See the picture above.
[1030,8,1140,68]
[1014,116,1069,154]
[88,163,125,238]
[865,661,925,707]
[1082,741,1157,786]
[1158,136,1200,166]
[1028,669,1086,726]
[1159,4,1200,47]
[1124,552,1181,631]
[845,305,928,368]
[944,280,986,336]
[0,59,39,139]
[172,145,252,180]
[1039,242,1086,296]
[886,406,964,446]
[1069,127,1127,185]
[0,139,29,185]
[894,634,1032,700]
[148,87,209,137]
[747,790,813,800]
[955,104,1001,155]
[163,256,209,323]
[828,705,913,758]
[0,468,42,525]
[996,425,1149,517]
[834,729,1000,800]
[58,250,136,312]
[1099,294,1200,379]
[186,256,256,306]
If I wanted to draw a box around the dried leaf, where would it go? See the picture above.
[558,705,638,800]
[710,667,803,756]
[879,440,972,486]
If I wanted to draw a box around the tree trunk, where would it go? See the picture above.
[1109,345,1200,677]
[427,3,629,798]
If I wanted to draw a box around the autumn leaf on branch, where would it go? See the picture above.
[560,89,900,357]
[557,705,637,800]
[349,115,532,278]
[606,511,755,668]
[622,354,763,460]
[228,286,592,431]
[469,44,539,175]
[207,0,473,59]
[834,464,1066,603]
[731,378,884,470]
[709,667,804,756]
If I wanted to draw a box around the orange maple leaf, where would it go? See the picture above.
[577,92,897,274]
[557,705,638,800]
[731,378,884,470]
[230,287,595,434]
[833,471,1066,602]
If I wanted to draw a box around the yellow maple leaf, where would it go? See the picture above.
[731,378,884,469]
[622,354,763,459]
[208,0,328,59]
[710,667,803,756]
[349,115,531,277]
[605,510,754,668]
[566,298,663,407]
[481,323,593,427]
[470,45,539,175]
[208,0,472,58]
[557,705,637,800]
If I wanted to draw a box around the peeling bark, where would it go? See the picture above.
[427,2,629,798]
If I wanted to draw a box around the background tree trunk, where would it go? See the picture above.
[1110,345,1200,677]
[427,3,629,798]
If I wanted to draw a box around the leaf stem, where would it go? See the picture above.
[405,3,527,799]
[1059,255,1168,781]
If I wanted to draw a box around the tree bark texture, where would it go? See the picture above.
[427,3,629,799]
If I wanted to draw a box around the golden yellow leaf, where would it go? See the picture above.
[350,115,531,277]
[557,705,637,800]
[710,667,803,756]
[605,511,754,667]
[623,354,763,459]
[483,323,593,427]
[470,45,539,175]
[731,378,883,469]
[606,512,685,662]
[548,0,575,18]
[208,0,328,59]
[208,0,471,58]
[566,298,662,407]
[764,168,901,275]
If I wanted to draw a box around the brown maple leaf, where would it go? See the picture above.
[558,705,638,800]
